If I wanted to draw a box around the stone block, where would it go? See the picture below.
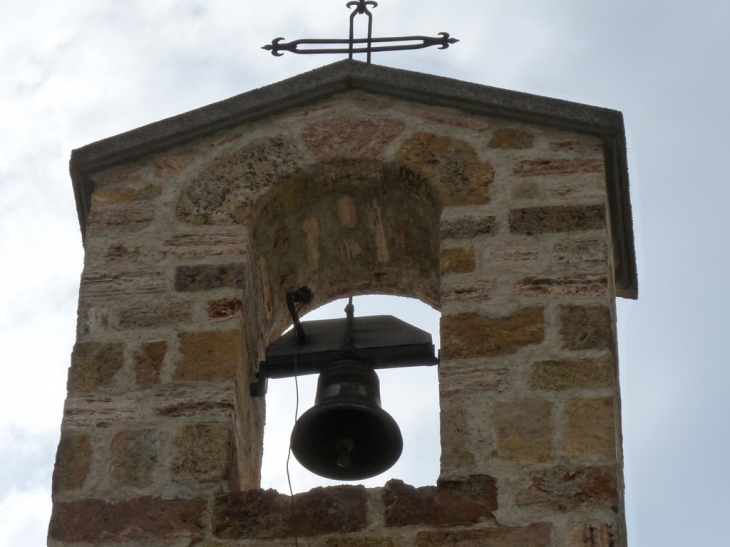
[213,485,367,539]
[509,205,605,235]
[104,243,140,263]
[553,238,608,265]
[513,159,604,176]
[133,341,166,387]
[514,275,608,297]
[564,398,616,461]
[397,132,494,206]
[162,232,247,259]
[52,432,92,494]
[172,423,232,482]
[67,341,124,393]
[441,247,476,275]
[174,330,241,382]
[91,184,162,204]
[567,522,617,547]
[512,181,540,199]
[440,215,497,239]
[561,305,613,350]
[176,136,304,225]
[416,523,552,547]
[494,399,553,462]
[492,245,539,263]
[441,281,492,302]
[155,148,200,178]
[488,128,534,149]
[440,362,508,396]
[409,106,491,130]
[174,263,245,291]
[531,358,614,391]
[549,139,603,153]
[302,117,405,160]
[118,301,192,328]
[327,537,395,547]
[79,270,167,300]
[86,205,154,233]
[440,402,475,470]
[109,429,159,487]
[516,466,618,512]
[48,497,206,542]
[384,476,497,527]
[208,297,243,320]
[441,308,544,359]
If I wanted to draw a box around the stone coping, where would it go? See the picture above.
[69,59,637,298]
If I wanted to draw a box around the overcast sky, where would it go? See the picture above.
[1,1,729,545]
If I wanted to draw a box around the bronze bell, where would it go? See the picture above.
[290,359,403,480]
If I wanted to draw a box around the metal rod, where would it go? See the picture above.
[286,287,314,345]
[344,297,354,347]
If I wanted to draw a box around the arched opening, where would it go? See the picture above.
[260,294,440,493]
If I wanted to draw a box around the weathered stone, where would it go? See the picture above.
[441,215,497,239]
[52,432,92,494]
[214,486,367,539]
[155,148,200,178]
[384,476,497,527]
[492,245,539,263]
[441,281,491,302]
[68,342,124,393]
[109,429,159,487]
[514,275,608,297]
[516,466,618,511]
[162,232,247,259]
[561,305,613,350]
[416,523,552,547]
[512,181,540,199]
[86,205,154,232]
[302,117,405,160]
[119,301,192,328]
[208,298,243,320]
[564,398,616,461]
[440,403,474,469]
[174,263,245,292]
[92,184,162,204]
[441,308,545,359]
[79,270,166,300]
[176,136,304,225]
[397,132,494,206]
[489,128,534,149]
[172,423,232,482]
[105,243,140,263]
[133,341,166,387]
[326,537,395,547]
[513,159,604,176]
[567,522,617,547]
[440,362,508,396]
[553,238,608,265]
[409,106,491,131]
[48,497,206,542]
[531,358,614,390]
[494,399,553,462]
[441,247,476,275]
[175,330,241,382]
[550,139,603,153]
[509,205,605,235]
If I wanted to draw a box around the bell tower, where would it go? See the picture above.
[50,60,636,546]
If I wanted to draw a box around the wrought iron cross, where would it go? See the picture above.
[262,0,458,64]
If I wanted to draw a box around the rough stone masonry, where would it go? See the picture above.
[50,61,637,547]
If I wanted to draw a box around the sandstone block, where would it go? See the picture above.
[172,423,232,482]
[105,243,140,263]
[327,537,395,547]
[564,398,616,461]
[208,297,243,320]
[384,476,497,527]
[567,522,617,547]
[441,308,544,359]
[79,270,167,300]
[440,362,509,396]
[302,117,405,160]
[416,523,552,547]
[513,158,604,176]
[492,245,539,263]
[175,263,245,291]
[174,330,241,382]
[516,466,618,512]
[440,403,475,470]
[561,305,613,350]
[86,205,154,233]
[162,232,247,259]
[91,184,162,204]
[397,132,494,206]
[68,341,124,393]
[118,301,192,328]
[176,136,304,225]
[550,139,603,153]
[531,358,614,391]
[48,497,206,542]
[52,432,92,494]
[512,181,540,199]
[155,148,200,178]
[133,341,166,387]
[553,238,608,264]
[488,128,534,149]
[509,205,605,235]
[440,215,497,239]
[214,485,367,539]
[441,247,476,275]
[494,399,553,462]
[441,281,492,302]
[409,106,491,130]
[109,429,159,487]
[514,274,608,297]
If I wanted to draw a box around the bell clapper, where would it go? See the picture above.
[336,436,355,468]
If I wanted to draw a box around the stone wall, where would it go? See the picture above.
[51,88,624,547]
